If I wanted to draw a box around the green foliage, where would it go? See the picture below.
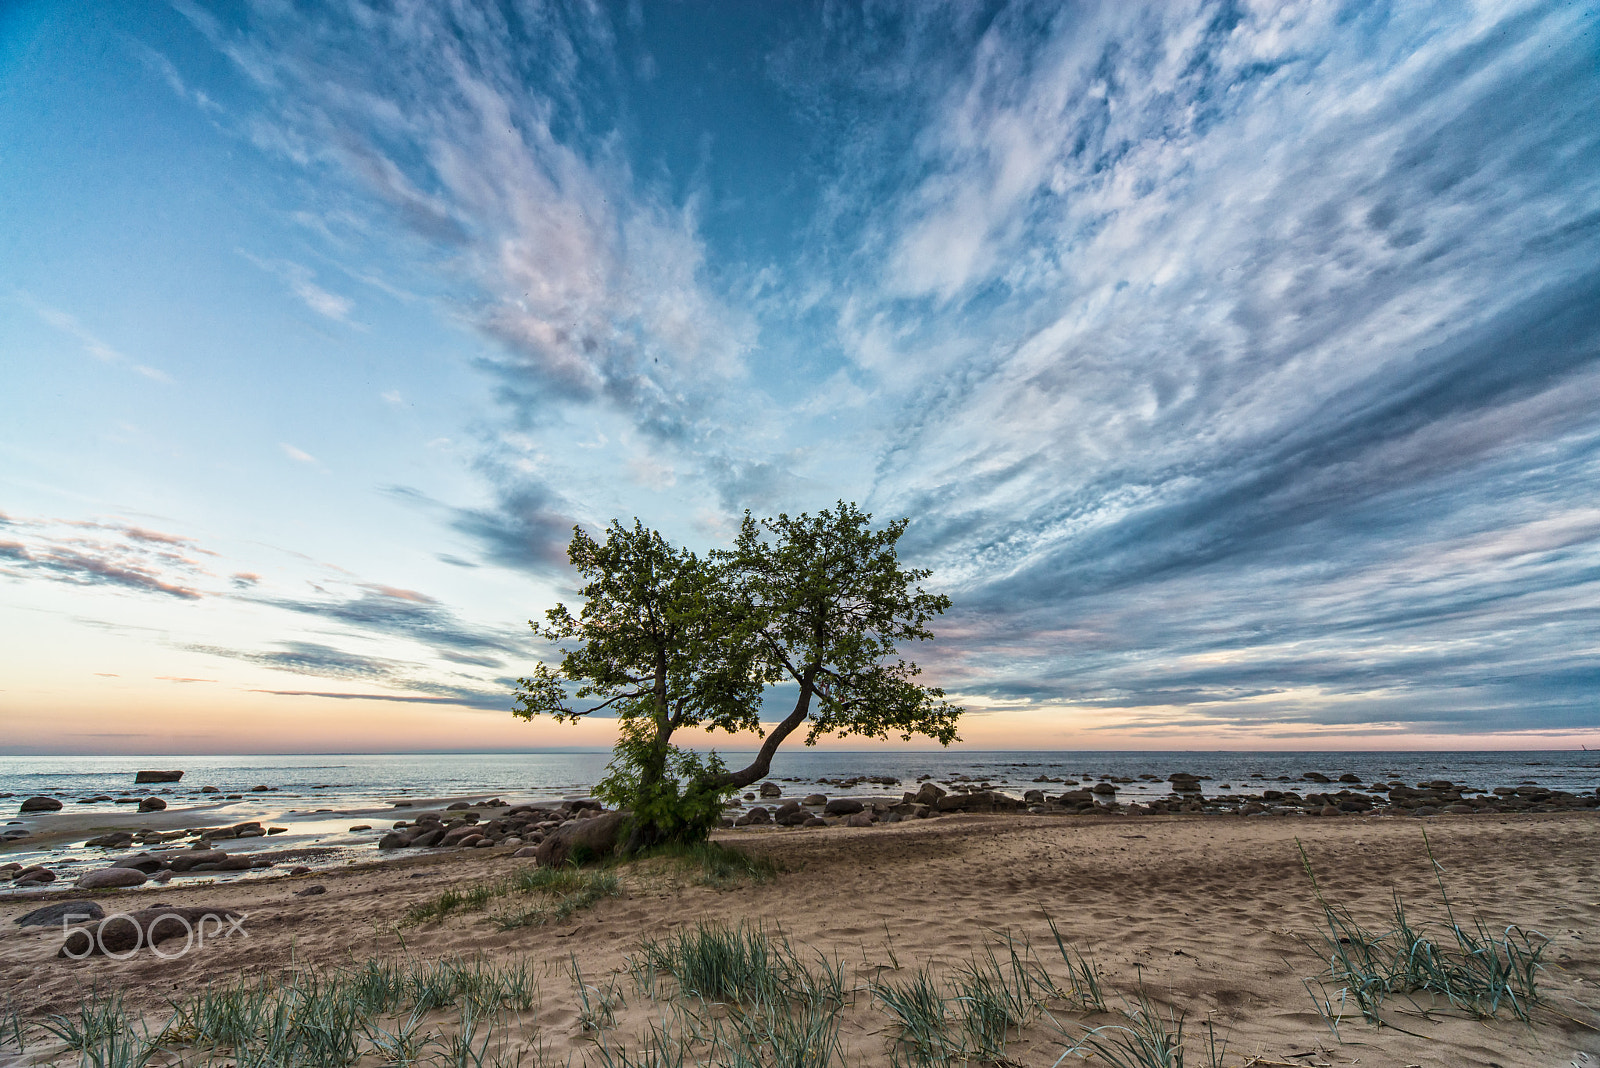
[513,505,964,846]
[598,720,733,846]
[513,520,758,848]
[513,520,764,734]
[722,502,962,751]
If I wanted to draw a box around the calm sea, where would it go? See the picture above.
[5,750,1600,808]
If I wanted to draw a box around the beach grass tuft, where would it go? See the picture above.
[493,870,621,930]
[871,967,957,1067]
[1298,834,1550,1028]
[1044,915,1107,1014]
[634,840,779,889]
[3,1000,29,1055]
[39,994,137,1055]
[402,864,620,928]
[1058,992,1188,1068]
[951,948,1035,1062]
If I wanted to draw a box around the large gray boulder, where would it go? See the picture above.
[59,906,245,958]
[15,900,105,927]
[77,867,149,889]
[20,796,62,813]
[135,771,184,783]
[138,797,167,812]
[535,810,627,867]
[167,850,226,872]
[913,783,946,806]
[824,798,864,816]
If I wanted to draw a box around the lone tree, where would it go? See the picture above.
[515,503,961,849]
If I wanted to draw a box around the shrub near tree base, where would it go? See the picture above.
[514,502,962,852]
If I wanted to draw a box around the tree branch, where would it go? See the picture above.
[717,662,819,789]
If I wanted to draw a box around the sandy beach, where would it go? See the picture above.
[4,809,1598,1067]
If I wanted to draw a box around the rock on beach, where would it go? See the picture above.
[58,906,246,958]
[77,867,149,889]
[536,809,627,867]
[15,900,106,927]
[20,796,62,813]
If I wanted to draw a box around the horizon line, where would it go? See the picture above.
[1,746,1594,758]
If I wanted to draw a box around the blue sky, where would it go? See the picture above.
[2,0,1597,754]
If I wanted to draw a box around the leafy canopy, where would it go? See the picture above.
[725,502,962,750]
[513,519,762,734]
[513,505,962,843]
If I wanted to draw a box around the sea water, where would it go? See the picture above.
[5,749,1599,810]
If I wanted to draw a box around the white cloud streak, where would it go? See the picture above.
[22,295,172,382]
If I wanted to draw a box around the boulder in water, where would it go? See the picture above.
[77,867,148,889]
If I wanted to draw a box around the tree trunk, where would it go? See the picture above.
[717,664,817,790]
[626,693,675,854]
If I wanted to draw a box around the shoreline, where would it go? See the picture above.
[6,764,1599,894]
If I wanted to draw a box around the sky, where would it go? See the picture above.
[1,0,1597,755]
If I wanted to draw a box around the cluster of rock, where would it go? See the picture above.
[1042,774,1600,818]
[11,775,287,815]
[3,862,56,886]
[63,795,173,810]
[80,819,287,852]
[728,782,960,828]
[723,774,1600,825]
[377,799,603,855]
[5,847,273,889]
[10,897,244,960]
[58,906,248,958]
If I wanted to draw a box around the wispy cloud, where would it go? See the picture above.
[255,582,523,664]
[248,688,507,710]
[21,294,172,381]
[182,2,763,566]
[0,514,212,599]
[190,640,509,710]
[241,252,355,322]
[279,442,319,466]
[758,0,1600,735]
